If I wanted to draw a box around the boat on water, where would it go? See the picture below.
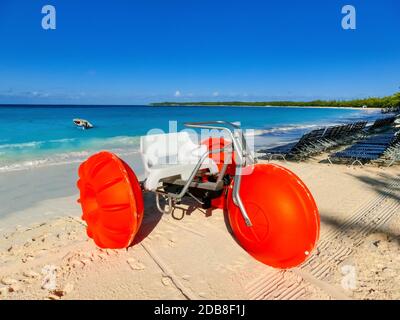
[73,118,94,129]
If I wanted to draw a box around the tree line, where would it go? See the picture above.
[151,92,400,109]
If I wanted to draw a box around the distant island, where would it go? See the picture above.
[151,92,400,109]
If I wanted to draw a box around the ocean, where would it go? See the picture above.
[0,105,381,171]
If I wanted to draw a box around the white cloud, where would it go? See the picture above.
[212,91,219,97]
[174,90,181,97]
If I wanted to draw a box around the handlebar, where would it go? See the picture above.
[184,120,241,130]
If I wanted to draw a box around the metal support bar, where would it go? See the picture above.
[184,121,254,227]
[147,121,254,227]
[156,193,173,214]
[186,191,204,205]
[184,121,255,166]
[166,145,232,200]
[232,165,252,226]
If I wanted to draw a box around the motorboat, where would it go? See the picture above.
[73,118,93,129]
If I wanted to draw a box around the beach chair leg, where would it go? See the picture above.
[277,154,286,162]
[387,158,395,167]
[351,159,363,167]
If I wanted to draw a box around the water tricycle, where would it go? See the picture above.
[76,121,320,269]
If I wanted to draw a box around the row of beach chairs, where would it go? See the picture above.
[368,116,396,131]
[381,107,400,114]
[259,121,368,161]
[328,131,400,166]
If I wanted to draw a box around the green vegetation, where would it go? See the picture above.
[151,92,400,109]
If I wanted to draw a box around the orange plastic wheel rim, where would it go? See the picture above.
[77,151,144,249]
[227,163,320,269]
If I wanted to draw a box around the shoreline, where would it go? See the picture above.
[0,103,385,111]
[0,102,385,110]
[0,108,383,174]
[149,104,383,110]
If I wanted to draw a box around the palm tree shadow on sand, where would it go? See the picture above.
[347,171,400,203]
[320,213,400,247]
[319,170,400,246]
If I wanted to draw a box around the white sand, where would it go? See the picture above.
[0,157,399,300]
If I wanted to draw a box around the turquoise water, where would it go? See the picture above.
[0,105,381,171]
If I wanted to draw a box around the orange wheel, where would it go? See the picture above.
[227,163,319,269]
[77,151,144,249]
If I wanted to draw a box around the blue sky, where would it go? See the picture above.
[0,0,399,104]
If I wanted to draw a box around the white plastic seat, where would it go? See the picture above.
[140,131,219,191]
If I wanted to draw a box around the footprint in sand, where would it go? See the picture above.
[127,258,146,271]
[21,277,36,284]
[96,248,119,257]
[0,277,24,294]
[64,250,101,270]
[23,240,33,248]
[21,254,35,263]
[161,276,173,287]
[1,277,18,286]
[67,259,83,269]
[80,258,92,266]
[167,236,178,247]
[22,270,40,279]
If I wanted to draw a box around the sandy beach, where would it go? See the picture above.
[1,154,399,300]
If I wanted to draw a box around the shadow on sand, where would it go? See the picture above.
[317,170,400,247]
[347,171,400,203]
[131,194,224,246]
[320,213,400,247]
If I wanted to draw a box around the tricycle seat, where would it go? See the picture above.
[140,132,219,191]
